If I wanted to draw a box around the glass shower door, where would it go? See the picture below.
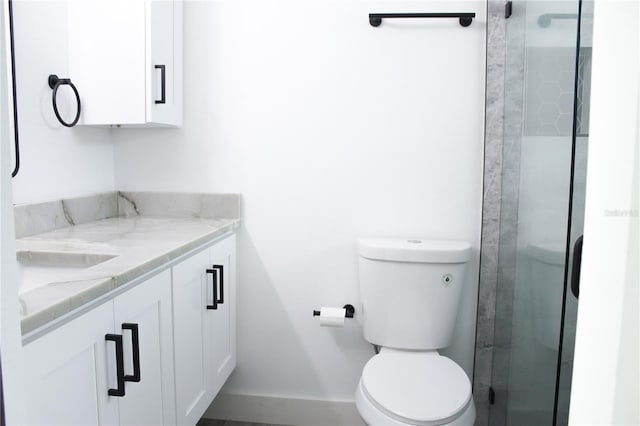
[554,1,592,423]
[490,1,592,425]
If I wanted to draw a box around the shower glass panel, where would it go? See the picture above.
[555,1,592,424]
[490,0,591,425]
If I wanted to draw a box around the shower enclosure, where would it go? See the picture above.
[489,0,592,424]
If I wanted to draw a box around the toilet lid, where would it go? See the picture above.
[361,352,471,425]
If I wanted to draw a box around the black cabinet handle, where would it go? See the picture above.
[154,65,166,104]
[105,333,126,397]
[122,323,141,383]
[213,265,224,304]
[571,235,583,298]
[206,267,218,310]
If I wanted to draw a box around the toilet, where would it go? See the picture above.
[355,238,475,426]
[526,241,566,350]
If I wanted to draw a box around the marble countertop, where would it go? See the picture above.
[16,192,241,336]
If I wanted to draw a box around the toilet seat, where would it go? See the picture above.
[360,351,472,425]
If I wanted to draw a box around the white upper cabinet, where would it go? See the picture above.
[68,0,183,126]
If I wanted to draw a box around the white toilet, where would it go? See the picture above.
[526,241,566,350]
[355,238,475,426]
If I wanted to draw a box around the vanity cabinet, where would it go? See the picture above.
[22,233,236,426]
[68,0,183,126]
[173,234,237,425]
[23,270,176,425]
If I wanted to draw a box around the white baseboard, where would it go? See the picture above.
[203,392,366,426]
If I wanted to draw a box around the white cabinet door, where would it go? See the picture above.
[173,234,237,425]
[68,0,182,126]
[23,302,118,425]
[172,247,212,425]
[148,0,183,125]
[113,270,176,426]
[209,234,237,395]
[68,0,147,126]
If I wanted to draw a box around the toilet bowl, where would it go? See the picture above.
[356,238,475,426]
[355,349,475,426]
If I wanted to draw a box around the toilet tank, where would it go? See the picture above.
[358,238,471,350]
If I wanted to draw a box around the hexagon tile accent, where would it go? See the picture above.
[523,47,591,137]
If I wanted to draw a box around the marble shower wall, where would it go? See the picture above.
[473,2,505,425]
[474,2,525,425]
[490,0,526,422]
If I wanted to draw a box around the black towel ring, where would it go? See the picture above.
[48,74,81,127]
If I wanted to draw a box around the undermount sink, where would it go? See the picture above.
[17,250,118,295]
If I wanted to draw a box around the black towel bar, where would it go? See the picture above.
[538,13,577,27]
[369,12,476,28]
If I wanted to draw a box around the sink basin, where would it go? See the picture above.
[17,250,118,295]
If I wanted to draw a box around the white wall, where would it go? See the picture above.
[10,0,114,205]
[569,0,640,424]
[114,0,486,401]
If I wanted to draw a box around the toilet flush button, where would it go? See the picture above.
[442,274,453,286]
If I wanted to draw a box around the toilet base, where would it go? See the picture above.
[355,379,476,426]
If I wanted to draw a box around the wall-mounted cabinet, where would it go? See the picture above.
[68,0,183,127]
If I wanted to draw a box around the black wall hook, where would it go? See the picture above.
[48,74,81,127]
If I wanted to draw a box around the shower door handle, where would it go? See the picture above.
[571,235,583,298]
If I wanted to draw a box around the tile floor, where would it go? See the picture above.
[197,419,283,426]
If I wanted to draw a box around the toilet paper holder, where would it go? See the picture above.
[313,304,355,318]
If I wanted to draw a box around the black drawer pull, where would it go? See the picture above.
[155,64,166,104]
[105,333,126,397]
[206,267,218,310]
[122,323,141,383]
[212,265,224,304]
